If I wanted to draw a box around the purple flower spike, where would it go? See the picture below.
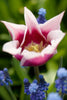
[0,68,13,86]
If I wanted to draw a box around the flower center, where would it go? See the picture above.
[25,41,48,52]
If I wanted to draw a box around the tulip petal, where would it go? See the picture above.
[1,21,26,43]
[3,41,22,60]
[21,53,54,67]
[23,7,46,47]
[24,7,40,33]
[39,11,64,38]
[47,30,65,44]
[21,29,65,67]
[20,40,57,66]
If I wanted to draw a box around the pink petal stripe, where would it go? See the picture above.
[39,11,65,38]
[20,29,65,67]
[2,41,22,60]
[1,21,26,44]
[20,40,57,66]
[21,7,46,48]
[22,54,54,66]
[21,29,47,49]
[24,7,41,33]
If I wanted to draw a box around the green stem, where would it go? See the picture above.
[4,85,17,100]
[61,94,64,99]
[34,67,40,83]
[59,56,63,68]
[45,91,48,99]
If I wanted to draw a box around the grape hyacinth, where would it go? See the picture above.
[0,68,13,86]
[29,82,45,100]
[37,8,47,24]
[39,75,49,91]
[23,75,49,100]
[23,78,30,95]
[30,89,45,100]
[55,68,67,95]
[47,92,62,100]
[29,83,39,93]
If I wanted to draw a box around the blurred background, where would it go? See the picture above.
[0,0,67,100]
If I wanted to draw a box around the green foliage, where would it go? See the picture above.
[0,0,67,100]
[0,86,12,100]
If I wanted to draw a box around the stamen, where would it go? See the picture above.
[25,41,48,52]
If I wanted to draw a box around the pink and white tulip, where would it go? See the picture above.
[1,7,65,66]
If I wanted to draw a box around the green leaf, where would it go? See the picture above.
[12,58,31,82]
[48,82,56,93]
[20,84,24,100]
[0,0,11,20]
[43,60,58,84]
[0,86,12,100]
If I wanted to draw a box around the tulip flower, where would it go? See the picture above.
[1,7,65,67]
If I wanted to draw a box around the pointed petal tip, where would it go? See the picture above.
[24,7,29,21]
[24,6,39,31]
[60,10,65,14]
[0,21,10,27]
[24,7,31,19]
[24,7,27,10]
[58,11,65,21]
[60,11,65,17]
[0,20,6,24]
[24,7,29,14]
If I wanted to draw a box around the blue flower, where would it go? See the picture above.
[23,78,30,95]
[55,78,67,94]
[29,83,38,93]
[55,68,67,94]
[57,68,67,78]
[0,68,13,86]
[33,79,38,84]
[37,8,47,24]
[38,8,46,17]
[39,75,49,91]
[47,93,62,100]
[23,75,49,100]
[0,71,4,85]
[30,89,45,100]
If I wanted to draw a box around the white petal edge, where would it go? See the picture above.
[47,30,65,43]
[24,7,39,33]
[2,41,22,55]
[39,11,65,35]
[20,40,58,66]
[1,21,26,40]
[24,7,46,40]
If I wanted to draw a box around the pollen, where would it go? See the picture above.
[25,41,47,52]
